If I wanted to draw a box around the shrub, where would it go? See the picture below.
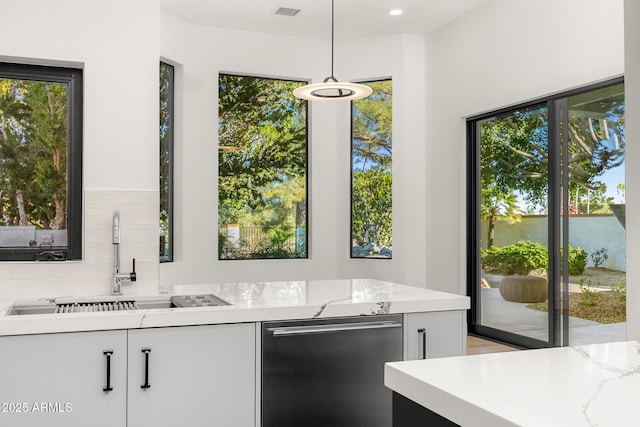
[590,247,609,269]
[482,241,548,275]
[482,240,587,276]
[567,246,587,275]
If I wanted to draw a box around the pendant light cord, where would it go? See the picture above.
[331,0,335,79]
[292,0,372,100]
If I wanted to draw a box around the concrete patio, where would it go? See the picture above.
[480,288,626,346]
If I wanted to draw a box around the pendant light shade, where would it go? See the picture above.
[293,0,372,102]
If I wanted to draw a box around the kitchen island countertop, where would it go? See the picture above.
[385,340,640,427]
[0,278,469,336]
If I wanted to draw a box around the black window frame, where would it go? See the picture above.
[0,62,83,261]
[349,78,393,260]
[217,73,310,260]
[160,61,174,263]
[466,76,625,348]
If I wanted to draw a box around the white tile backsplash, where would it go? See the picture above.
[0,190,160,299]
[84,190,159,210]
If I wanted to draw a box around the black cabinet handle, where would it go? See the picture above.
[141,348,151,389]
[417,328,427,359]
[103,350,114,392]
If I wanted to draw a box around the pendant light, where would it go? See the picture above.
[293,0,372,102]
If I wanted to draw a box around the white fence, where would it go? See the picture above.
[481,214,626,271]
[0,226,67,248]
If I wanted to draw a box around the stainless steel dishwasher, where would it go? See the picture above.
[262,314,403,427]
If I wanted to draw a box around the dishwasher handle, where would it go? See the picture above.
[268,320,402,337]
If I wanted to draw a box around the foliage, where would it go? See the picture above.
[528,289,626,323]
[566,246,587,275]
[578,279,599,306]
[590,248,609,269]
[482,240,548,275]
[617,183,625,202]
[480,107,549,212]
[351,80,392,252]
[352,81,392,169]
[218,227,298,259]
[480,183,521,247]
[251,228,295,259]
[160,63,173,259]
[351,168,392,247]
[612,281,626,302]
[0,77,68,229]
[480,86,625,214]
[482,240,587,275]
[218,75,307,259]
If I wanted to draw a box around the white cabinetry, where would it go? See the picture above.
[0,330,127,427]
[0,323,256,427]
[127,323,255,427]
[403,311,466,360]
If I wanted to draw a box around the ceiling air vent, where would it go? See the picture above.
[274,7,301,17]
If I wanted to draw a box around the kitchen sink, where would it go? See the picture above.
[7,294,230,315]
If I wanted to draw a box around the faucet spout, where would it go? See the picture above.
[111,210,136,295]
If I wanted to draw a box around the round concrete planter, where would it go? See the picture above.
[499,275,548,303]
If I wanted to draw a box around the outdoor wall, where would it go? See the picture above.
[624,0,640,340]
[481,216,626,272]
[0,0,160,298]
[425,0,625,296]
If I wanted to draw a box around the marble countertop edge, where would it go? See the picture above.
[0,279,470,336]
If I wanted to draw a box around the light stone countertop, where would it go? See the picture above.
[0,279,469,336]
[385,340,640,427]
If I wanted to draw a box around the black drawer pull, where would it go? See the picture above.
[417,328,427,359]
[141,348,151,389]
[103,350,114,392]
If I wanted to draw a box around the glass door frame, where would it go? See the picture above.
[466,77,624,349]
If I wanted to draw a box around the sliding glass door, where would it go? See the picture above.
[468,79,625,348]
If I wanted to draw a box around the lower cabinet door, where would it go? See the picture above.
[127,323,256,427]
[404,311,466,360]
[0,330,127,427]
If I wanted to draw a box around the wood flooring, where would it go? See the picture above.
[466,335,518,355]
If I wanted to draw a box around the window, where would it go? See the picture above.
[160,62,174,262]
[0,62,82,261]
[218,74,308,259]
[467,78,625,348]
[351,79,392,259]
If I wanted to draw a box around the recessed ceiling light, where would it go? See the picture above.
[389,9,403,16]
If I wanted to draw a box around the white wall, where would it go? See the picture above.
[158,12,338,286]
[624,0,640,340]
[0,0,160,298]
[334,34,428,288]
[424,0,625,295]
[0,0,633,311]
[158,13,430,288]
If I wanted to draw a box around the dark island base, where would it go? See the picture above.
[393,392,461,427]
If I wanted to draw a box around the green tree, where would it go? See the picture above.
[160,63,173,259]
[352,81,391,169]
[352,168,392,247]
[0,78,67,230]
[480,183,521,248]
[351,80,392,254]
[481,90,625,214]
[218,75,307,259]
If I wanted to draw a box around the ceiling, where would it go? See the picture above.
[160,0,491,40]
